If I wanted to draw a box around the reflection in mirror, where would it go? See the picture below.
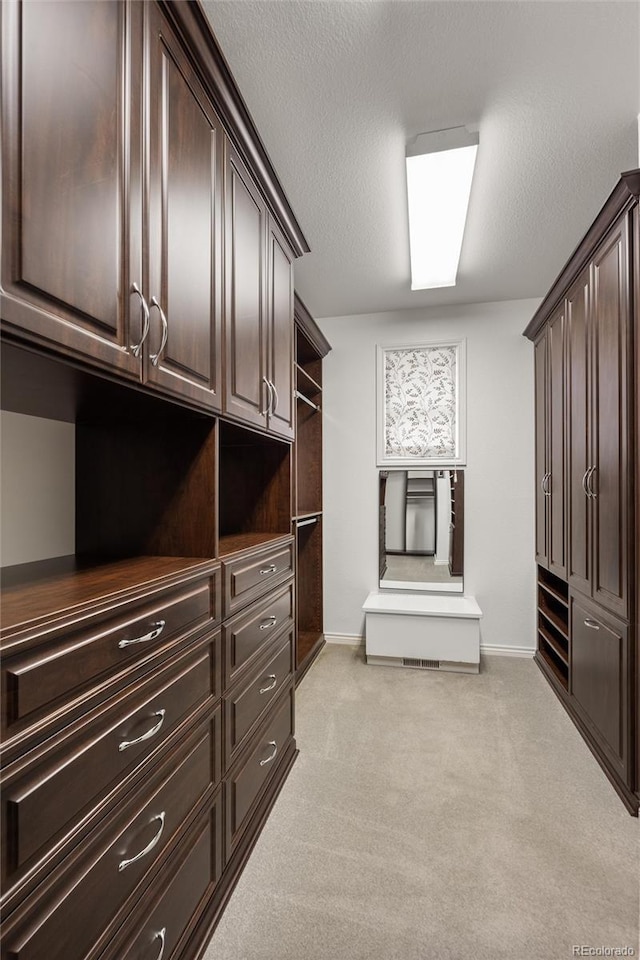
[379,469,464,592]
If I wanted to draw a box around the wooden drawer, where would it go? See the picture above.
[222,539,294,617]
[225,682,294,854]
[223,580,294,687]
[224,631,294,765]
[2,633,221,901]
[118,795,223,960]
[1,718,216,960]
[2,569,220,751]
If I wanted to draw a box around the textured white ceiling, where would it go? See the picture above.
[202,1,640,319]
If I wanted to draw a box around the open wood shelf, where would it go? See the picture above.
[538,640,569,690]
[538,622,568,666]
[218,532,292,559]
[537,598,569,640]
[295,362,322,394]
[538,579,569,608]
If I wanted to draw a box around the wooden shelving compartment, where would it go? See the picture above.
[296,515,323,676]
[218,420,292,556]
[536,565,569,689]
[292,296,330,682]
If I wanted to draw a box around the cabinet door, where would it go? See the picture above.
[1,1,143,378]
[547,306,566,578]
[590,217,630,619]
[534,332,548,567]
[224,143,268,430]
[145,4,222,412]
[267,220,295,440]
[571,596,629,783]
[566,269,591,597]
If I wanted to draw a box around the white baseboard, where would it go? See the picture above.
[324,634,364,646]
[480,643,535,658]
[325,636,534,657]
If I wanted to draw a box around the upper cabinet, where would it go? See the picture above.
[534,305,566,578]
[565,214,631,620]
[224,145,269,430]
[1,0,308,424]
[1,1,143,377]
[224,145,295,439]
[145,2,223,410]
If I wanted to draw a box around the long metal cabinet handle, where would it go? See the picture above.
[259,741,278,766]
[154,928,167,960]
[270,379,279,413]
[259,675,277,694]
[586,465,597,498]
[130,282,151,357]
[544,472,551,497]
[581,469,591,498]
[149,296,168,366]
[118,709,166,752]
[583,618,600,630]
[118,811,166,872]
[261,376,273,415]
[119,620,166,649]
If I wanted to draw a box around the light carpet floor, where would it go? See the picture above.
[204,644,639,960]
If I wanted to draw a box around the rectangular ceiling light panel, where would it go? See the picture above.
[406,127,479,290]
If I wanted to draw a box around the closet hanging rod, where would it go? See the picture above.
[296,516,318,528]
[295,390,321,412]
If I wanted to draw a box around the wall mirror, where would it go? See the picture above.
[379,468,464,592]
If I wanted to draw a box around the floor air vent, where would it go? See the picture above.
[402,658,441,670]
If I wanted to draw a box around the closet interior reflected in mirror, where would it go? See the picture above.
[379,469,464,592]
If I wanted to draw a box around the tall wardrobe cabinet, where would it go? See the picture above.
[524,169,639,814]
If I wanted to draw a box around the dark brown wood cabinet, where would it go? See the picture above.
[534,306,566,577]
[1,1,143,377]
[525,169,640,815]
[224,143,269,430]
[145,2,223,411]
[224,145,296,438]
[1,1,313,957]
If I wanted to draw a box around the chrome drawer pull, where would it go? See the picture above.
[581,469,590,497]
[119,710,166,752]
[259,675,277,694]
[118,811,165,872]
[259,564,277,576]
[586,465,597,499]
[119,620,166,649]
[259,740,278,766]
[154,927,167,960]
[584,618,600,630]
[259,616,277,631]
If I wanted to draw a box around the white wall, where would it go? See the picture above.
[318,298,540,653]
[1,411,75,566]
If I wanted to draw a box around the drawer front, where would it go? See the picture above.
[225,632,294,765]
[2,570,220,747]
[223,581,293,687]
[120,795,223,960]
[2,635,221,895]
[225,683,294,853]
[570,596,629,781]
[222,540,294,617]
[1,720,215,960]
